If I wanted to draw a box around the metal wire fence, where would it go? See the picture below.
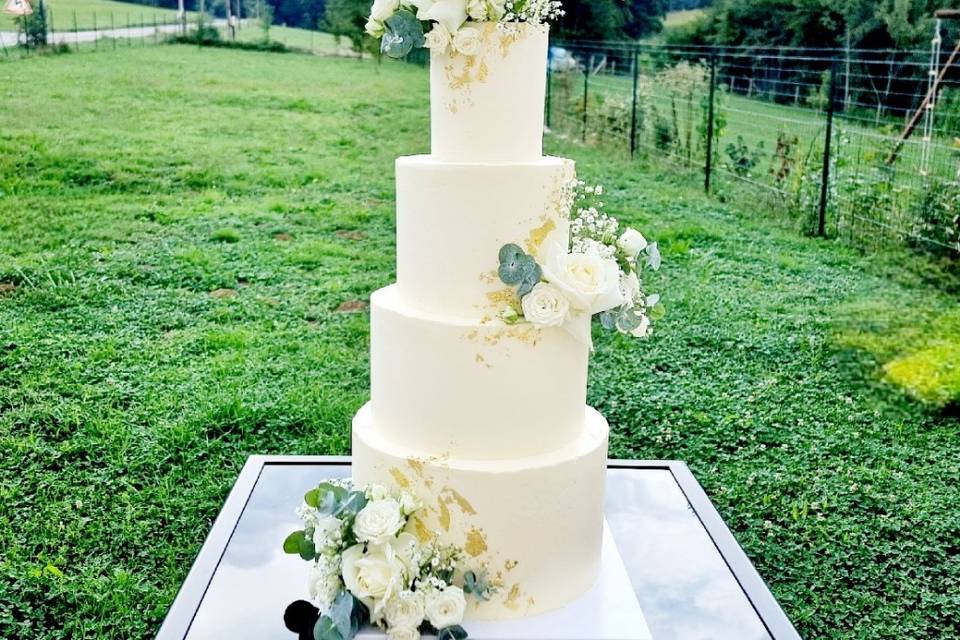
[547,41,960,259]
[0,12,350,57]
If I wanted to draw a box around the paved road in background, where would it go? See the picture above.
[0,18,237,48]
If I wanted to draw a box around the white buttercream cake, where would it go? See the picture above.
[351,23,609,620]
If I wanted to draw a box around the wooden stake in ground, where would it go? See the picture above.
[886,9,960,165]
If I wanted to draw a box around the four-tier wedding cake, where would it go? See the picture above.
[351,23,608,620]
[285,4,661,637]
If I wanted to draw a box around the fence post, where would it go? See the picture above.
[48,8,54,47]
[629,46,639,158]
[582,59,589,142]
[110,12,115,49]
[72,10,78,51]
[545,49,552,129]
[705,50,717,194]
[93,12,98,49]
[817,61,838,237]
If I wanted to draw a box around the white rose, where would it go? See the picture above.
[422,0,468,34]
[541,241,623,314]
[308,555,342,608]
[409,0,435,20]
[521,282,569,327]
[425,585,466,629]
[619,271,641,303]
[369,0,400,21]
[365,18,384,37]
[399,490,422,516]
[366,483,391,501]
[387,627,421,640]
[385,590,426,629]
[354,499,404,545]
[452,26,482,56]
[423,23,452,53]
[390,532,422,576]
[486,0,505,20]
[341,543,408,618]
[630,314,651,338]
[617,228,647,258]
[466,0,487,21]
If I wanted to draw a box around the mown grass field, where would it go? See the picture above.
[0,0,191,31]
[1,45,959,639]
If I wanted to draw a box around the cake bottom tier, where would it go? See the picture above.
[351,402,609,620]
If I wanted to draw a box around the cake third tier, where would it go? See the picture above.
[369,285,591,460]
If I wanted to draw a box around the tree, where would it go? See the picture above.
[554,0,667,41]
[323,0,369,52]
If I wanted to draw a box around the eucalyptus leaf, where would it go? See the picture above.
[283,530,306,555]
[316,482,347,515]
[328,591,359,640]
[599,310,617,330]
[650,302,666,320]
[437,625,469,640]
[615,307,644,332]
[299,536,317,561]
[304,488,320,508]
[381,10,424,59]
[497,243,527,285]
[313,615,344,640]
[645,293,660,308]
[333,491,368,519]
[647,242,661,271]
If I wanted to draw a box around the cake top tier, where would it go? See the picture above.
[429,23,549,163]
[362,2,559,163]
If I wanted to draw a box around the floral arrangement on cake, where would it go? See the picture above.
[495,180,662,345]
[365,0,563,58]
[283,480,494,640]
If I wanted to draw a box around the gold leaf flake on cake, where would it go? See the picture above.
[504,583,522,610]
[524,218,556,257]
[407,458,425,477]
[388,467,410,489]
[442,487,477,515]
[464,527,488,557]
[479,270,498,284]
[474,353,492,368]
[404,513,433,543]
[486,287,520,308]
[438,499,451,532]
[504,559,519,572]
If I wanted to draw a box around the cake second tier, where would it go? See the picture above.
[396,154,574,320]
[370,285,590,460]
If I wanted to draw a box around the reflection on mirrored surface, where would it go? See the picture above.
[185,464,770,640]
[606,470,771,640]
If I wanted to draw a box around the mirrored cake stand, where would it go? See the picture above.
[156,457,801,640]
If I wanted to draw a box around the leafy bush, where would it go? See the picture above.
[14,5,47,48]
[908,178,960,258]
[723,135,763,177]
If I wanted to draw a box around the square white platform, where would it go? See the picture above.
[359,520,652,640]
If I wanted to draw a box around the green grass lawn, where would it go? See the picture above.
[1,45,959,639]
[0,0,191,31]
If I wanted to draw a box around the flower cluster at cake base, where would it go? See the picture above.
[495,180,663,346]
[284,480,494,640]
[366,0,563,58]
